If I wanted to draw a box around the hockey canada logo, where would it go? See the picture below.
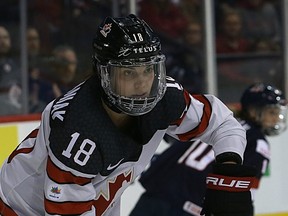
[51,186,61,194]
[100,23,112,37]
[49,186,62,199]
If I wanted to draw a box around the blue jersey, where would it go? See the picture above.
[137,120,270,215]
[139,140,213,215]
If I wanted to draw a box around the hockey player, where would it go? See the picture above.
[129,83,287,216]
[0,14,255,216]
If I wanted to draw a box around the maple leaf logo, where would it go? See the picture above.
[51,186,61,194]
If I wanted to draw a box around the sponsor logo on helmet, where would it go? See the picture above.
[118,47,131,57]
[133,45,158,54]
[118,45,158,58]
[100,23,112,37]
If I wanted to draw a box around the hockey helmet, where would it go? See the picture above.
[92,14,166,116]
[240,83,287,135]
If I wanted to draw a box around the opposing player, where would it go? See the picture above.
[129,83,287,216]
[0,14,255,216]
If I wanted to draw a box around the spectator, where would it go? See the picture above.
[29,45,78,113]
[63,1,105,82]
[178,0,203,23]
[48,45,78,99]
[26,26,48,68]
[138,0,188,38]
[28,66,53,113]
[166,21,205,93]
[183,21,203,49]
[216,10,252,54]
[27,27,40,62]
[27,0,64,53]
[129,83,287,216]
[27,26,54,113]
[138,0,189,71]
[0,25,21,115]
[237,0,281,44]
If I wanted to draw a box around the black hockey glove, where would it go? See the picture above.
[201,163,257,216]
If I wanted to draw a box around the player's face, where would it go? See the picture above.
[261,107,281,129]
[111,65,155,97]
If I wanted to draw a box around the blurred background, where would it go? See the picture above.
[0,0,287,116]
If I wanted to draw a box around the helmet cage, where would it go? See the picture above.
[99,54,166,115]
[259,104,288,136]
[241,83,288,135]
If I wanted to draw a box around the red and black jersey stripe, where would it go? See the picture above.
[178,95,212,141]
[46,157,92,185]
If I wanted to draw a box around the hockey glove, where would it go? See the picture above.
[201,163,256,216]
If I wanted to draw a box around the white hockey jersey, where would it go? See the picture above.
[0,75,246,216]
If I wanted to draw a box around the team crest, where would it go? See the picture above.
[48,185,62,199]
[100,23,112,37]
[51,186,61,194]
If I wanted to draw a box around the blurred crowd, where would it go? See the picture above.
[0,0,284,116]
[138,0,283,102]
[0,0,108,115]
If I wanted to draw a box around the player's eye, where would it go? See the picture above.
[146,66,153,73]
[120,69,137,80]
